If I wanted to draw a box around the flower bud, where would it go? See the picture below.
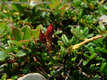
[39,30,46,43]
[45,24,54,41]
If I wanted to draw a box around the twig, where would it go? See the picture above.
[48,66,64,80]
[71,35,103,50]
[99,0,105,4]
[77,59,83,67]
[77,59,91,78]
[65,35,103,78]
[65,70,70,80]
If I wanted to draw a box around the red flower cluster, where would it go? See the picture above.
[39,24,54,43]
[39,24,54,51]
[45,24,54,41]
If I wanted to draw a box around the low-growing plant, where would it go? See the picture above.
[0,0,107,80]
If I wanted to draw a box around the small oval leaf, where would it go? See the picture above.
[22,25,32,40]
[12,27,23,41]
[0,51,8,61]
[61,34,69,46]
[16,50,26,57]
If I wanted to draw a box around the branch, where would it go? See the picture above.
[71,35,103,50]
[99,0,105,4]
[77,59,91,78]
[48,66,64,80]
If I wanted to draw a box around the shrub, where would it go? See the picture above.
[0,0,107,80]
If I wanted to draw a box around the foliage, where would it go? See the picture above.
[0,0,107,80]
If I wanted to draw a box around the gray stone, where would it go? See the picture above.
[18,73,47,80]
[99,15,107,26]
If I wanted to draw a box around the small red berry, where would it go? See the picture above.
[39,30,46,43]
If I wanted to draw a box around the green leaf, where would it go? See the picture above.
[61,34,69,46]
[21,25,32,40]
[89,47,96,61]
[49,0,60,9]
[36,24,43,30]
[83,60,88,66]
[16,50,26,57]
[0,51,8,61]
[32,29,40,39]
[1,73,7,80]
[100,61,107,75]
[54,30,62,35]
[71,27,84,40]
[12,27,23,41]
[0,12,7,18]
[89,53,96,61]
[100,62,106,72]
[96,47,107,53]
[7,40,23,47]
[12,4,24,13]
[11,75,18,80]
[60,46,66,57]
[0,23,6,34]
[84,47,96,66]
[97,23,106,33]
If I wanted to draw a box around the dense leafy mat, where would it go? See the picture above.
[0,0,107,80]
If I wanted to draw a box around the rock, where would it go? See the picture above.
[18,73,47,80]
[98,15,107,26]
